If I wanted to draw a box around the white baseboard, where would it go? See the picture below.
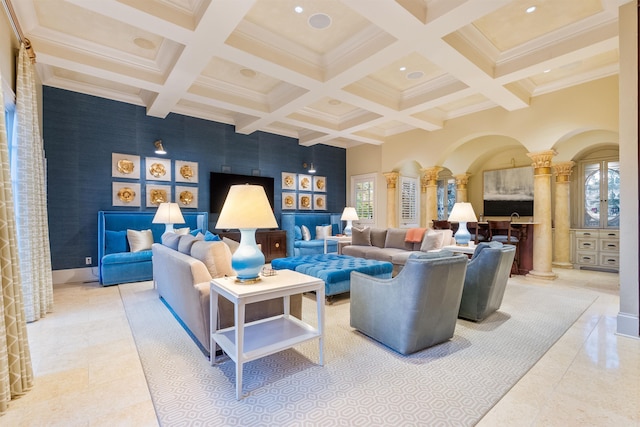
[616,312,640,339]
[52,267,100,285]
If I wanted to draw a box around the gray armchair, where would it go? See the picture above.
[458,242,516,321]
[350,252,468,355]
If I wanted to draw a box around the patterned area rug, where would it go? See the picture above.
[120,281,596,427]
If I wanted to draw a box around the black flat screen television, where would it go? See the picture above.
[209,172,275,214]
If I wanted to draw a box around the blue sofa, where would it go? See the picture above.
[97,211,209,286]
[281,212,343,257]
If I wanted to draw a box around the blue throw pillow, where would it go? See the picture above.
[190,228,202,236]
[105,230,128,254]
[331,223,340,236]
[294,225,303,240]
[204,230,221,241]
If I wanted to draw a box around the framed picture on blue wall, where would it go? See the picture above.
[282,172,296,190]
[112,153,140,179]
[298,174,312,191]
[282,192,296,210]
[176,185,198,209]
[314,194,326,210]
[176,160,198,183]
[146,183,171,207]
[145,157,171,181]
[298,193,312,210]
[112,182,140,207]
[313,176,326,192]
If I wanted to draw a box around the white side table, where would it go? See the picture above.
[210,269,325,399]
[324,235,352,254]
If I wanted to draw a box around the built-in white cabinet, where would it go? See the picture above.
[571,229,619,271]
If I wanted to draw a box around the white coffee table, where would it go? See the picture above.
[442,243,477,255]
[210,269,325,399]
[324,235,352,254]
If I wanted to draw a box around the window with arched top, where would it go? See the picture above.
[581,160,620,228]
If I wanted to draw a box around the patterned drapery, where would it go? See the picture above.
[13,43,53,321]
[0,53,34,414]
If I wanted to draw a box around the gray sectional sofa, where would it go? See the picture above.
[342,227,455,274]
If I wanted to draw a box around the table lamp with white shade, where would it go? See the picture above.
[448,202,477,246]
[216,184,278,283]
[341,207,359,236]
[152,202,185,233]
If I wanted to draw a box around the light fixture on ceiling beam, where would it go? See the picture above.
[154,139,166,155]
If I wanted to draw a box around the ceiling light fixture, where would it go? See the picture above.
[328,99,341,105]
[240,68,256,78]
[526,6,536,13]
[407,71,424,80]
[308,13,332,30]
[303,162,316,174]
[154,139,166,155]
[399,66,407,71]
[543,69,551,73]
[294,6,303,13]
[134,37,155,50]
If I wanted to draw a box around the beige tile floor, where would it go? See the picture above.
[1,268,638,426]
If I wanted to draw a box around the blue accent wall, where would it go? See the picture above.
[43,87,346,270]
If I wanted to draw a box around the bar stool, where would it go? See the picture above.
[488,220,520,274]
[432,220,452,230]
[467,222,488,244]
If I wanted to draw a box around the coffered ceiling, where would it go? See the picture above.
[12,0,627,148]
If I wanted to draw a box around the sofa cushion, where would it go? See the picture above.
[385,228,411,250]
[409,249,455,260]
[301,225,311,241]
[127,229,154,252]
[420,229,453,252]
[364,247,408,263]
[102,250,152,265]
[178,233,203,254]
[191,240,233,278]
[316,225,332,239]
[294,225,303,240]
[352,227,371,246]
[222,237,240,254]
[370,228,388,248]
[161,232,182,250]
[204,230,221,241]
[175,227,190,235]
[105,230,128,254]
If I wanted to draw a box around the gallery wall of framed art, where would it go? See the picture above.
[281,171,327,211]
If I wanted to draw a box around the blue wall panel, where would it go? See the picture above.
[44,87,346,270]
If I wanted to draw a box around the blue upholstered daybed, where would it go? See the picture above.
[281,212,343,257]
[97,211,209,286]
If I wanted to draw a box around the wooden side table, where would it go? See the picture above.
[210,269,325,399]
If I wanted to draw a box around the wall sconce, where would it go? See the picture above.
[154,139,166,155]
[303,162,316,174]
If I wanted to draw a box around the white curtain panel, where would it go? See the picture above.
[0,53,34,414]
[13,43,53,322]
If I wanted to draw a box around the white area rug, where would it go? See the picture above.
[120,281,596,427]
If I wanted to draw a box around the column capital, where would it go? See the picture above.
[420,166,443,187]
[527,150,557,174]
[553,161,575,182]
[454,173,471,189]
[383,171,399,189]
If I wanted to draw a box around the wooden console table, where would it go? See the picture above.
[216,229,287,262]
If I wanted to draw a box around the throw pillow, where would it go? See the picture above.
[189,228,202,236]
[421,230,445,252]
[105,230,128,254]
[177,233,203,254]
[191,241,233,278]
[294,225,303,240]
[204,230,221,241]
[315,224,332,240]
[127,229,153,253]
[351,227,371,246]
[161,232,182,251]
[175,227,190,235]
[301,225,311,241]
[222,237,240,254]
[385,228,409,249]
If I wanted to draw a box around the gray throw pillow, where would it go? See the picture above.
[351,227,371,246]
[161,232,182,251]
[385,228,408,249]
[177,233,203,254]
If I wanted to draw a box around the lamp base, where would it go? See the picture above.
[344,220,353,236]
[454,221,471,246]
[235,276,261,284]
[231,228,265,283]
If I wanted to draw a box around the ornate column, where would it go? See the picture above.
[421,167,442,228]
[552,161,575,268]
[526,150,557,280]
[383,172,399,228]
[420,173,428,227]
[454,173,471,202]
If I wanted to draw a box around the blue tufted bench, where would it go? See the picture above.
[271,254,393,301]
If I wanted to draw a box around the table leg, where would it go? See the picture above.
[324,238,328,254]
[317,284,325,366]
[235,301,246,400]
[283,295,290,317]
[209,289,219,366]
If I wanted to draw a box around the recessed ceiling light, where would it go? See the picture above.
[240,68,257,78]
[399,66,407,71]
[543,69,551,73]
[294,6,303,13]
[308,13,332,30]
[133,37,155,50]
[526,6,536,13]
[406,71,424,80]
[328,99,341,106]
